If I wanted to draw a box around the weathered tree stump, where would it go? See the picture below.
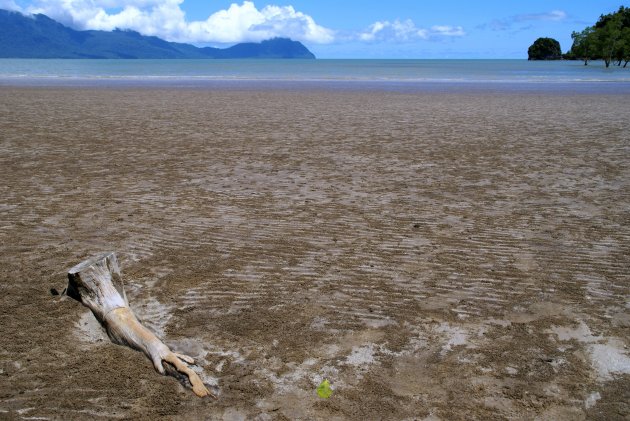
[66,252,213,398]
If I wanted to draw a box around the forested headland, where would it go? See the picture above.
[529,6,630,67]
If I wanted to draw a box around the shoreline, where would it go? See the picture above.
[2,77,630,94]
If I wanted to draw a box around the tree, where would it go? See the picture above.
[570,6,630,67]
[528,37,562,60]
[570,27,597,65]
[611,24,630,66]
[619,27,630,67]
[597,13,623,67]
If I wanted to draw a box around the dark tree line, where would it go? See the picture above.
[567,6,630,67]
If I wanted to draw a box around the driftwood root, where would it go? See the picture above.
[67,252,214,398]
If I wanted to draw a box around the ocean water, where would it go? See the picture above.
[1,59,629,92]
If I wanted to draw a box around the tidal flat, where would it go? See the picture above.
[0,86,628,420]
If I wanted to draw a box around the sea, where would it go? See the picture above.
[1,59,629,93]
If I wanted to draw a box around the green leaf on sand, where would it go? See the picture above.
[317,379,333,398]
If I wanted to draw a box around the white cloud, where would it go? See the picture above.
[359,20,426,42]
[188,2,335,44]
[514,10,567,22]
[0,0,21,11]
[359,19,464,42]
[430,25,465,37]
[486,9,568,31]
[24,0,335,44]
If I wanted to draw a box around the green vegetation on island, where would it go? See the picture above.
[568,6,630,67]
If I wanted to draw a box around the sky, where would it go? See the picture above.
[1,0,626,58]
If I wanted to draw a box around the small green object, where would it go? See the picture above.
[317,379,333,398]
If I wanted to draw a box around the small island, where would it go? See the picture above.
[527,37,562,60]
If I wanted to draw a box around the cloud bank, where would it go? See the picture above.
[10,0,467,46]
[22,0,335,44]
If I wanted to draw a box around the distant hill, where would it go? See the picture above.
[0,9,316,59]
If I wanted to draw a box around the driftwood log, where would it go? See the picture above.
[66,252,213,398]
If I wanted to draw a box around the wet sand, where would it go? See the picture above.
[0,86,629,420]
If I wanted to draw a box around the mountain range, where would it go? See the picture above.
[0,9,316,59]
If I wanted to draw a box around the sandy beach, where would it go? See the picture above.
[0,86,628,420]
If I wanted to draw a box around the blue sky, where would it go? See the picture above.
[2,0,626,58]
